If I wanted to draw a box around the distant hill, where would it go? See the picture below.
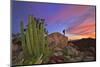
[69,38,96,52]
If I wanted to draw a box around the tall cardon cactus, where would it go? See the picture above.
[20,16,52,65]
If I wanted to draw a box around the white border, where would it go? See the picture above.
[0,0,10,67]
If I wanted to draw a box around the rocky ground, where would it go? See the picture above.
[47,32,96,63]
[12,32,96,65]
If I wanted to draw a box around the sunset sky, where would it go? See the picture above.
[12,1,96,40]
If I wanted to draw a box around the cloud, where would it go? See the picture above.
[64,6,96,38]
[47,5,89,24]
[46,5,95,39]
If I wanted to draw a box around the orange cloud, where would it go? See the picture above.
[66,19,96,39]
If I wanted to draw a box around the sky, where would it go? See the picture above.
[12,1,96,40]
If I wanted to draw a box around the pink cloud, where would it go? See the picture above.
[66,19,95,38]
[47,5,89,23]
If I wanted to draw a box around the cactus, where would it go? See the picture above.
[20,16,52,65]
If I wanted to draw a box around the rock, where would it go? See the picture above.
[49,56,64,63]
[83,56,95,61]
[54,51,63,56]
[64,46,80,57]
[48,32,68,49]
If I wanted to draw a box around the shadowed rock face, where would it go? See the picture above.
[48,32,68,49]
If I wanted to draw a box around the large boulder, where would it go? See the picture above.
[48,32,68,49]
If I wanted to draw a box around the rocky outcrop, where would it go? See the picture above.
[48,32,68,50]
[47,33,96,63]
